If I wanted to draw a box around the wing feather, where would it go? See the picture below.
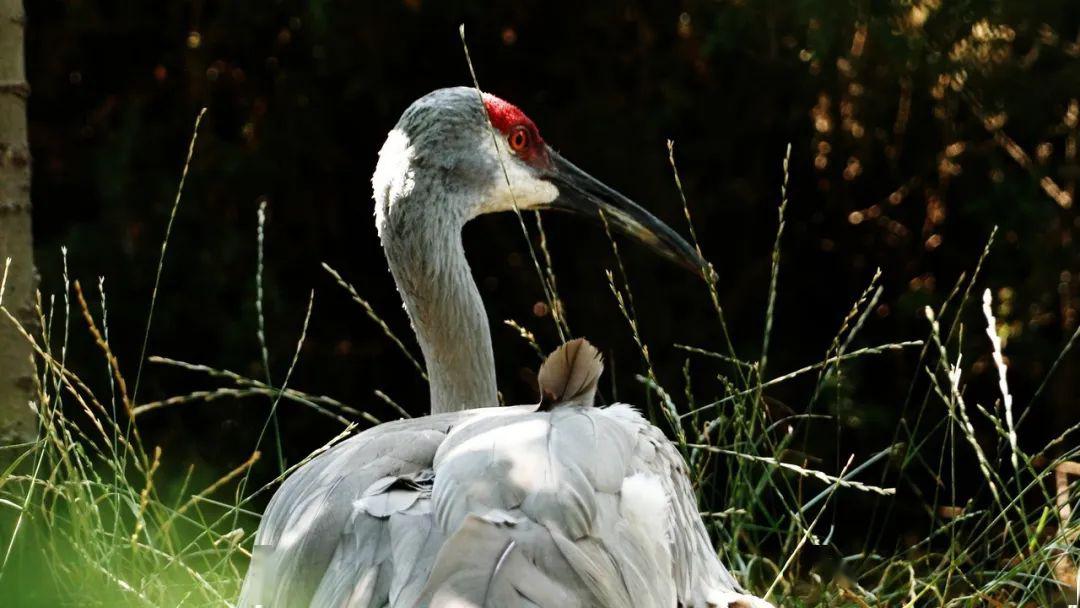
[419,513,580,608]
[428,405,678,607]
[387,505,444,606]
[240,395,771,608]
[239,407,536,608]
[603,403,774,607]
[239,413,463,607]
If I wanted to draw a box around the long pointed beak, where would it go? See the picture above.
[539,149,706,275]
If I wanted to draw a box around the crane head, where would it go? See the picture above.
[374,87,706,275]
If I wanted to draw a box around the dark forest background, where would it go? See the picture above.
[21,0,1080,552]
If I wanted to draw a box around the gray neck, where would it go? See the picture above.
[379,199,497,414]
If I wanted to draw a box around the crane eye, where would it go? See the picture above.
[509,126,530,153]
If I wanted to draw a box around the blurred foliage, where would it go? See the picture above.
[18,0,1080,569]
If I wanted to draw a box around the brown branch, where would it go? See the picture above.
[0,81,29,99]
[959,90,1074,209]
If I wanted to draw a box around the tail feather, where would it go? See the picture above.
[537,338,603,409]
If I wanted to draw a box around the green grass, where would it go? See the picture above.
[0,112,1079,608]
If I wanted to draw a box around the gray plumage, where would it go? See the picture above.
[238,87,772,608]
[240,403,767,607]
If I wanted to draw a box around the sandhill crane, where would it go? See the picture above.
[238,87,772,608]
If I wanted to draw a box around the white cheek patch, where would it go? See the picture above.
[477,137,559,216]
[372,128,416,236]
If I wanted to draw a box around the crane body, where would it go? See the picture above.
[239,87,771,608]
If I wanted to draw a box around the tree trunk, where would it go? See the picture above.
[0,0,36,446]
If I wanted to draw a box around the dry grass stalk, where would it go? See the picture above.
[981,288,1020,473]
